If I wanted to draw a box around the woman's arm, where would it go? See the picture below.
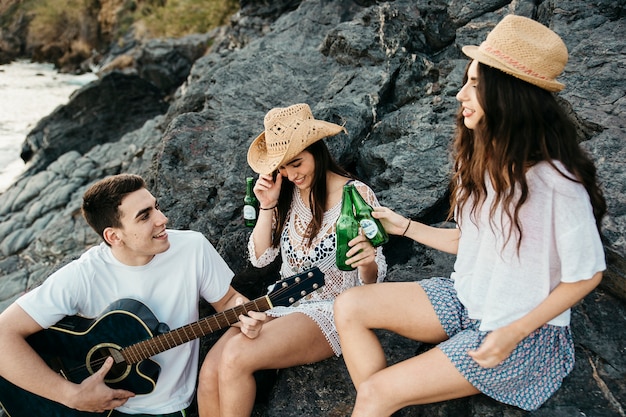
[250,173,282,258]
[372,207,460,254]
[250,208,276,259]
[468,271,603,368]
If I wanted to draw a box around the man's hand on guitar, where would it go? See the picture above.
[239,310,266,339]
[69,357,135,412]
[0,270,324,416]
[235,297,266,339]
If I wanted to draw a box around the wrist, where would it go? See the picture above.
[260,200,278,210]
[60,381,80,409]
[402,219,411,236]
[357,262,379,284]
[506,320,531,343]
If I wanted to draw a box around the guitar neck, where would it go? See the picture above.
[122,295,272,363]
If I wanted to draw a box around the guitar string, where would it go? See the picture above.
[60,275,318,379]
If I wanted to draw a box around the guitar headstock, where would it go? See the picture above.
[267,267,325,307]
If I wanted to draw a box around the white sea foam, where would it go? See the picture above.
[0,60,97,192]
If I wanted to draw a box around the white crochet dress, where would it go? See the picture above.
[248,180,387,356]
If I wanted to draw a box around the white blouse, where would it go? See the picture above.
[248,179,387,355]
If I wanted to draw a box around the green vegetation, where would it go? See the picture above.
[0,0,239,69]
[130,0,239,38]
[26,0,99,49]
[5,0,239,44]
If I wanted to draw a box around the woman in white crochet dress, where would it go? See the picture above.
[197,103,387,417]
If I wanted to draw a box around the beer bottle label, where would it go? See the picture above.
[360,219,379,239]
[243,204,257,220]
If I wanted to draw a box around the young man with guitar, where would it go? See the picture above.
[0,174,270,416]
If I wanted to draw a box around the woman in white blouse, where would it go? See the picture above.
[333,15,606,416]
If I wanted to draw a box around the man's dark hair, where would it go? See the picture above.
[81,174,147,243]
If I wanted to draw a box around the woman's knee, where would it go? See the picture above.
[334,286,366,327]
[199,336,248,382]
[217,336,258,378]
[354,376,387,411]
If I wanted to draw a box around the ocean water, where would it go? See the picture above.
[0,61,97,192]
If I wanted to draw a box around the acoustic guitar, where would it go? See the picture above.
[0,267,324,417]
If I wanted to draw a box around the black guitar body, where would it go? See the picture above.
[0,381,111,417]
[0,299,167,417]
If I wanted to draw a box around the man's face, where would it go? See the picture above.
[108,188,170,266]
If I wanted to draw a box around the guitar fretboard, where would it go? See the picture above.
[122,296,272,363]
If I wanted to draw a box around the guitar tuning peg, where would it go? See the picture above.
[312,283,319,289]
[289,297,296,304]
[292,301,300,307]
[282,281,288,288]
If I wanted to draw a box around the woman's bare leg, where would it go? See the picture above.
[352,347,479,416]
[201,312,334,417]
[197,326,240,417]
[334,281,448,388]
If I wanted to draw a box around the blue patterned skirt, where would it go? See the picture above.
[419,277,575,411]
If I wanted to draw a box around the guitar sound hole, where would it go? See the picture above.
[87,343,131,383]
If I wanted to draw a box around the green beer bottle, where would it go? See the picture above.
[349,184,389,247]
[243,177,259,227]
[336,184,359,271]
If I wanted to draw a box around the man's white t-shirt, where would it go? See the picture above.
[17,229,234,414]
[451,161,606,331]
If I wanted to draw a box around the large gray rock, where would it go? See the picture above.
[19,72,168,175]
[0,0,624,416]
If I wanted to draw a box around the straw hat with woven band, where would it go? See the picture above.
[462,15,568,92]
[247,103,346,174]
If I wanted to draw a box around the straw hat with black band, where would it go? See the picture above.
[247,103,347,175]
[461,14,568,92]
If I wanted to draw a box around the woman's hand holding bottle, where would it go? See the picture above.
[345,234,377,269]
[371,206,410,236]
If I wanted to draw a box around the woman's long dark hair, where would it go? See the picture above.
[450,62,606,250]
[271,140,352,248]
